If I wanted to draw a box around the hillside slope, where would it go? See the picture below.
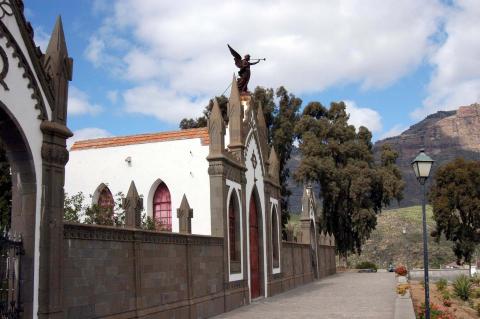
[348,206,456,269]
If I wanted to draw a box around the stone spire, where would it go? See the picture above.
[123,181,143,228]
[43,16,73,125]
[208,98,225,157]
[268,146,280,184]
[256,101,269,165]
[228,75,244,151]
[177,194,193,234]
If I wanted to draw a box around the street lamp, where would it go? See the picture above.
[411,149,434,319]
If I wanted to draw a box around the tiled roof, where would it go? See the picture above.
[71,127,209,151]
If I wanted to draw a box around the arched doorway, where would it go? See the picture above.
[249,188,262,299]
[0,104,36,317]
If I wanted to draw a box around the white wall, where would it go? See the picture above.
[2,9,54,318]
[65,137,211,235]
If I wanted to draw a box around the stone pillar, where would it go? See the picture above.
[38,121,72,319]
[177,194,193,234]
[38,16,73,318]
[123,181,142,229]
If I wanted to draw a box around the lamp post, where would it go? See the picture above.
[411,149,434,319]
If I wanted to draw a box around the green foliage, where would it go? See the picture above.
[436,278,448,292]
[294,101,404,255]
[476,302,480,316]
[442,290,451,300]
[64,192,127,226]
[472,287,480,298]
[355,261,377,270]
[418,303,454,319]
[141,213,156,231]
[0,145,11,229]
[430,158,480,264]
[453,274,472,301]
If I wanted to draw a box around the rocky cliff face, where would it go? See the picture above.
[374,103,480,207]
[286,103,480,212]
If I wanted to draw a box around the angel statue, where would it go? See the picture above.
[228,44,265,93]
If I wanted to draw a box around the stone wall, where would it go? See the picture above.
[63,223,231,319]
[63,224,335,318]
[268,242,335,297]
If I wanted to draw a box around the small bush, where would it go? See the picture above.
[355,261,377,270]
[417,303,454,319]
[420,280,425,288]
[471,273,480,286]
[442,299,452,307]
[395,265,408,276]
[396,284,409,296]
[436,278,448,292]
[442,290,451,300]
[473,287,480,298]
[476,303,480,316]
[453,274,472,301]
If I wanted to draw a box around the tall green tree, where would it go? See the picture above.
[0,144,11,229]
[179,86,301,228]
[294,101,403,257]
[430,158,480,264]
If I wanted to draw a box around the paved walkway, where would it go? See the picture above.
[214,272,397,319]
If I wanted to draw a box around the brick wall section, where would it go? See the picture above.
[63,223,227,319]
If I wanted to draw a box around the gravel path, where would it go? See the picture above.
[214,272,397,319]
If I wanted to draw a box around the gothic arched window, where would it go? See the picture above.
[98,187,114,211]
[272,206,280,268]
[153,182,172,231]
[229,191,241,273]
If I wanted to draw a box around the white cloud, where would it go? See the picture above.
[412,0,480,119]
[84,36,106,67]
[379,124,409,140]
[67,127,113,149]
[86,0,445,119]
[122,84,206,124]
[68,86,103,115]
[107,90,118,104]
[344,100,382,133]
[34,27,50,52]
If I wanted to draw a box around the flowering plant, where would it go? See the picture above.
[395,265,408,276]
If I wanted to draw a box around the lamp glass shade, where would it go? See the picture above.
[411,150,434,179]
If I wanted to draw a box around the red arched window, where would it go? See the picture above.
[229,191,241,273]
[153,182,172,231]
[98,187,114,212]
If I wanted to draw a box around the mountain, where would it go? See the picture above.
[286,103,480,212]
[374,103,480,207]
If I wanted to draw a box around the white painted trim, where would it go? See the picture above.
[226,180,243,282]
[270,198,281,274]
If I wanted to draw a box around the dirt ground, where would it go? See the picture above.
[410,281,478,318]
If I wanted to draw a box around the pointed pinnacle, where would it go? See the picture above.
[126,181,139,199]
[45,16,68,56]
[210,98,222,122]
[179,194,191,210]
[229,74,240,103]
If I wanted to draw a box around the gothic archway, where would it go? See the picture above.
[248,186,264,300]
[0,103,36,317]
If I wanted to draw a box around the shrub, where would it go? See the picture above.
[453,274,472,301]
[396,284,409,296]
[436,278,448,292]
[442,299,452,307]
[442,290,451,300]
[395,265,408,276]
[473,287,480,298]
[420,280,425,288]
[355,261,377,271]
[476,303,480,316]
[471,273,480,286]
[417,303,454,319]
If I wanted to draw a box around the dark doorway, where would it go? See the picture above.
[249,191,261,299]
[0,103,36,317]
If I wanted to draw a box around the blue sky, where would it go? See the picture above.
[24,1,480,146]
